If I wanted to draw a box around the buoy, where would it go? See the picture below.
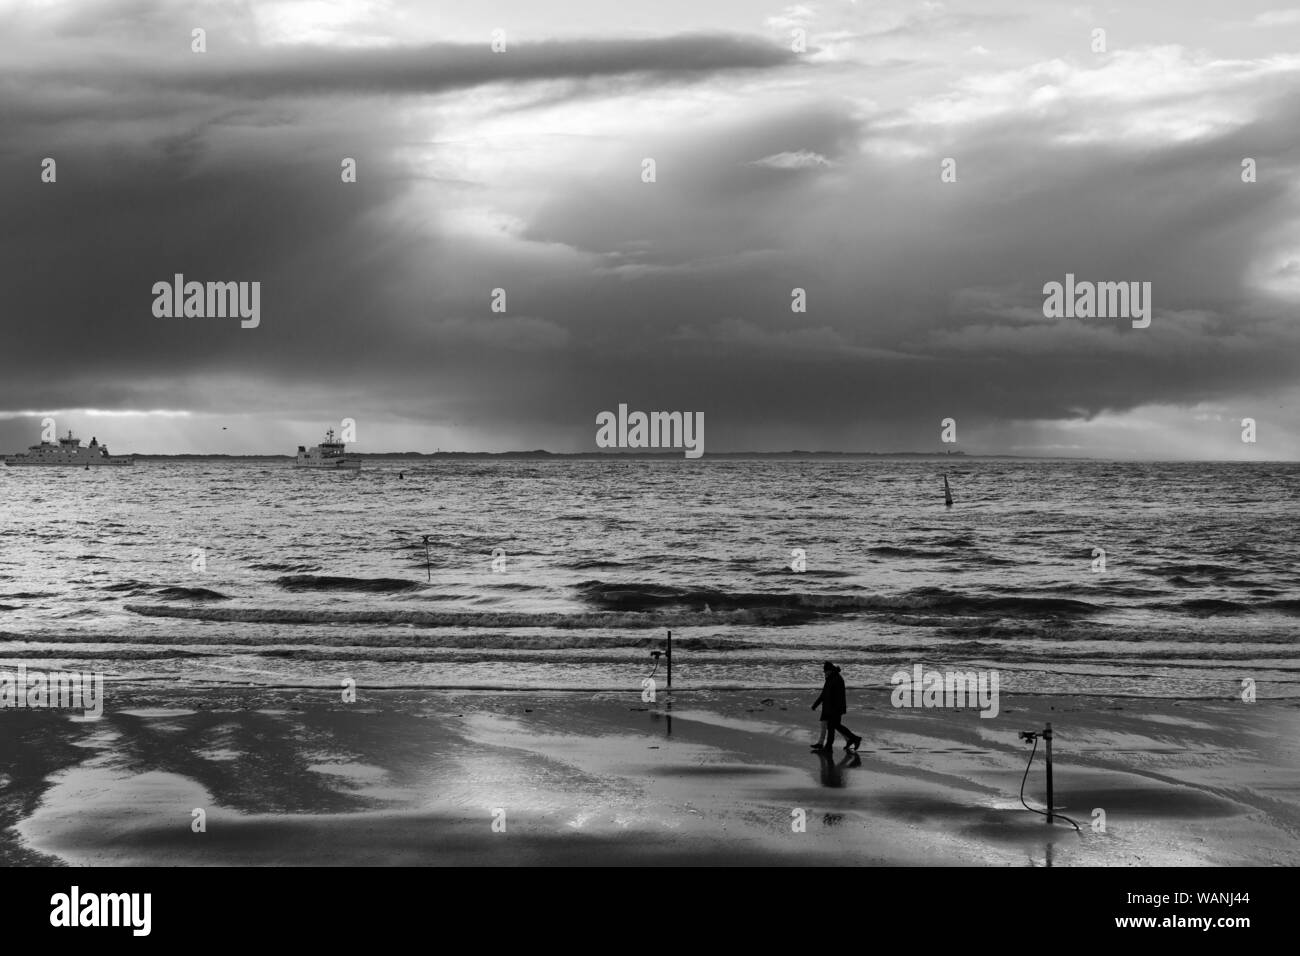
[943,474,953,507]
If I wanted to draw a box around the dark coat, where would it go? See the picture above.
[812,669,847,718]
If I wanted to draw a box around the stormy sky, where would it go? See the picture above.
[1,0,1297,458]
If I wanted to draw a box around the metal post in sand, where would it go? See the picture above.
[1045,723,1054,824]
[666,630,671,690]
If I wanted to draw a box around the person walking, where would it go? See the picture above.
[810,661,862,752]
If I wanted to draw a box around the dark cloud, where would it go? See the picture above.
[0,3,1297,457]
[10,34,797,99]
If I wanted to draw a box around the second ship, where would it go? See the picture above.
[294,428,361,470]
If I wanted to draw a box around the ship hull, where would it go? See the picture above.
[293,460,361,470]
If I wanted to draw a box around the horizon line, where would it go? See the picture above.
[9,450,1295,463]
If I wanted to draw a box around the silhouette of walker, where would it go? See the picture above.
[810,661,862,753]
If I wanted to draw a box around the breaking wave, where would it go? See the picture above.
[573,582,1101,618]
[124,604,810,628]
[154,586,230,601]
[275,575,425,593]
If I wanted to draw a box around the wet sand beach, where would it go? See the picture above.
[4,688,1297,866]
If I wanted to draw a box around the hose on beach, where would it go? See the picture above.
[1019,736,1082,832]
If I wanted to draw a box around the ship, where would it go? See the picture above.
[4,430,134,466]
[294,429,360,470]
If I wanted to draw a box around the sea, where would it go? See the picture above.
[1,459,1297,698]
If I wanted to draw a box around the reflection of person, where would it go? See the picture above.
[816,749,861,787]
[810,662,862,752]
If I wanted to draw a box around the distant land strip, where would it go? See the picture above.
[118,450,1008,461]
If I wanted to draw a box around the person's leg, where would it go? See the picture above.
[835,721,861,749]
[812,720,827,749]
[824,717,838,750]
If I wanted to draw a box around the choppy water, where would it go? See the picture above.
[1,459,1297,697]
